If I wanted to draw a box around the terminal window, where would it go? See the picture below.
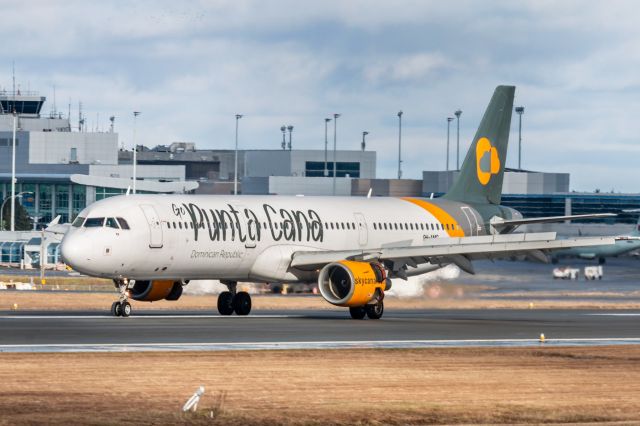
[305,161,360,178]
[0,138,18,146]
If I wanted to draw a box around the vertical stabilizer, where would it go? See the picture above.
[443,85,515,205]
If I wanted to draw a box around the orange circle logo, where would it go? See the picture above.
[475,137,500,185]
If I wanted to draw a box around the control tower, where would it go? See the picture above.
[0,90,45,116]
[0,90,70,132]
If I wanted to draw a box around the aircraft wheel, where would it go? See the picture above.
[365,301,384,320]
[233,291,252,316]
[217,291,235,315]
[349,306,366,319]
[111,301,122,317]
[121,301,132,317]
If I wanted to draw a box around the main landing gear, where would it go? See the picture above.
[217,281,252,316]
[111,279,132,317]
[349,294,384,320]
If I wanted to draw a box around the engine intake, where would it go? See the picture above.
[129,280,183,302]
[318,261,387,307]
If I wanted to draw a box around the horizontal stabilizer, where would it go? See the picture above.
[491,213,616,232]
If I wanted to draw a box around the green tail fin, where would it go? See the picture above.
[443,85,515,205]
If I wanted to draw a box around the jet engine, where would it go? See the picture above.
[128,280,183,302]
[318,261,388,307]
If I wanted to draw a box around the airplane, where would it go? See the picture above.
[58,85,615,319]
[551,212,640,264]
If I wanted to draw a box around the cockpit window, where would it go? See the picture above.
[105,218,119,229]
[116,217,130,230]
[84,217,105,227]
[72,216,85,228]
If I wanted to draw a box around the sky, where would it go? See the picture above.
[2,0,640,192]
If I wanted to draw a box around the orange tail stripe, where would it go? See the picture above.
[401,197,465,237]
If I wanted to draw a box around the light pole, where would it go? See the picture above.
[332,113,341,195]
[454,109,462,170]
[515,106,525,170]
[234,114,243,195]
[446,117,454,171]
[280,125,286,150]
[324,118,331,176]
[287,125,293,151]
[10,109,16,231]
[1,192,32,231]
[132,111,140,194]
[397,111,403,179]
[361,131,368,152]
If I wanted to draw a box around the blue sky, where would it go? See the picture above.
[2,1,639,191]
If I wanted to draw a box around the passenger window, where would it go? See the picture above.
[84,217,105,227]
[105,218,119,229]
[116,218,130,230]
[179,222,183,229]
[72,216,85,227]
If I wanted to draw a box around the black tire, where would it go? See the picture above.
[121,301,131,317]
[217,291,235,315]
[111,301,122,317]
[233,291,252,316]
[349,306,366,320]
[365,301,384,320]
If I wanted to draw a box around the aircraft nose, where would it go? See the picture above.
[60,233,91,271]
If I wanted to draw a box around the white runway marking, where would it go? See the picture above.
[585,313,640,317]
[0,314,302,320]
[1,338,640,353]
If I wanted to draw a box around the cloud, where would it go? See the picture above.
[1,1,640,191]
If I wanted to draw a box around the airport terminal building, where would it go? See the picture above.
[2,87,640,266]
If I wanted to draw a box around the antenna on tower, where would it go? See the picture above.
[109,115,115,133]
[78,101,84,132]
[52,85,57,118]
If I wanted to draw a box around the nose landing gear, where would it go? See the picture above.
[217,281,252,316]
[111,279,132,317]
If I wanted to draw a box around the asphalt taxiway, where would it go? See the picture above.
[0,308,639,352]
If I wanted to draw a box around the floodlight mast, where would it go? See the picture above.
[515,106,525,170]
[234,114,243,195]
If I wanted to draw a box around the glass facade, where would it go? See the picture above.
[38,184,53,223]
[305,161,361,178]
[500,194,640,224]
[72,185,86,218]
[95,186,127,201]
[0,182,86,228]
[0,241,24,263]
[55,184,70,223]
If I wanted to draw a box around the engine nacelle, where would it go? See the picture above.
[128,280,183,302]
[318,261,387,307]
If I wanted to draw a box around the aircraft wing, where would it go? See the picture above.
[290,232,615,277]
[490,213,616,232]
[44,215,71,235]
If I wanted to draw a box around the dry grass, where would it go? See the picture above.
[1,346,640,425]
[0,274,112,291]
[3,290,640,312]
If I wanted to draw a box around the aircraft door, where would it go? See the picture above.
[460,206,481,237]
[140,204,163,248]
[354,213,368,246]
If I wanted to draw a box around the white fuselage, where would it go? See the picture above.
[60,194,488,283]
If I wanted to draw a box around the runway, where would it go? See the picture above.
[1,308,639,352]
